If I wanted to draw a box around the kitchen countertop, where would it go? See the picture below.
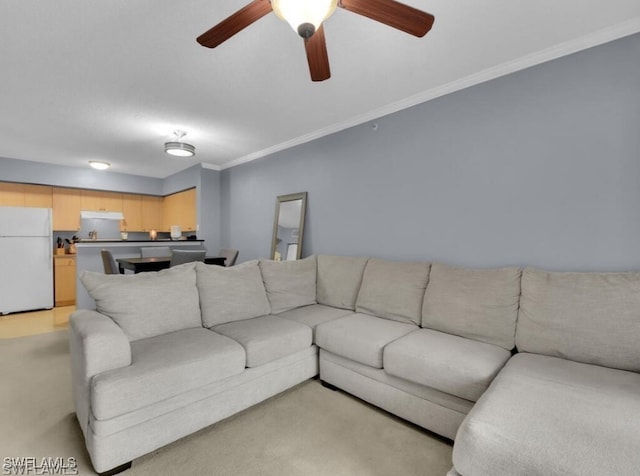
[77,239,204,243]
[75,239,205,248]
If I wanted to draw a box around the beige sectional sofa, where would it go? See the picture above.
[71,255,640,475]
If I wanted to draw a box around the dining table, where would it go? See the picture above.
[116,256,226,274]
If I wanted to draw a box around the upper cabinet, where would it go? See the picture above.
[121,194,142,231]
[52,187,82,231]
[141,196,164,232]
[3,181,197,233]
[24,184,53,208]
[0,182,52,208]
[81,190,123,212]
[163,188,197,232]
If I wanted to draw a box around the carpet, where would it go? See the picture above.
[1,331,453,475]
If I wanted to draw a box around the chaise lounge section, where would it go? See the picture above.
[70,255,640,475]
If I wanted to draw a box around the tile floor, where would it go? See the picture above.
[0,306,74,339]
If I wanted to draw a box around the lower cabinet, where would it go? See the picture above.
[54,255,76,306]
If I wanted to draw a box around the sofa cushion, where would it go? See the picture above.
[422,263,521,350]
[212,315,312,368]
[91,327,245,420]
[317,255,369,310]
[196,260,271,327]
[79,264,201,341]
[259,256,317,314]
[277,304,355,340]
[355,259,430,326]
[384,329,511,402]
[452,353,640,476]
[517,268,640,372]
[315,313,417,369]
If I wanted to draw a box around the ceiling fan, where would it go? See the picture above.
[197,0,435,82]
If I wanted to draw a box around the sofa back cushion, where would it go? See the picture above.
[422,263,521,350]
[259,256,317,314]
[355,258,430,326]
[517,268,640,372]
[196,260,271,327]
[80,263,201,341]
[317,255,369,310]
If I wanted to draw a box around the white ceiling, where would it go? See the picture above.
[1,1,639,179]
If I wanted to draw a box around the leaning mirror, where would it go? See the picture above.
[270,192,307,261]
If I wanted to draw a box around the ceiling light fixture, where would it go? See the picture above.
[271,0,337,38]
[164,130,196,157]
[88,160,111,170]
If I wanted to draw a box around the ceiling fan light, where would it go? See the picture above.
[272,0,337,38]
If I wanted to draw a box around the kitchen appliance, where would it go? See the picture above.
[0,206,54,314]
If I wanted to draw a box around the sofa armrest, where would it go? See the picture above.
[70,310,132,377]
[69,310,131,434]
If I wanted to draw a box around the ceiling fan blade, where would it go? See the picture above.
[338,0,434,37]
[304,25,331,82]
[197,0,273,48]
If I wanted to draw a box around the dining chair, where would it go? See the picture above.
[140,246,171,258]
[219,248,239,267]
[100,249,119,274]
[170,249,207,267]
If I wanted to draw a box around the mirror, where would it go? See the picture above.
[270,192,307,261]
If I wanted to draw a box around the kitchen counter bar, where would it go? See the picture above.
[76,239,204,247]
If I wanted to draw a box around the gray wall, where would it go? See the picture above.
[0,156,162,194]
[221,33,640,272]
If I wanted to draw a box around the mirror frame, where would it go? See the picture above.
[270,192,307,261]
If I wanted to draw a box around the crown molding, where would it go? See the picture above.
[200,162,221,171]
[220,19,640,171]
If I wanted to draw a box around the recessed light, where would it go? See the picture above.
[89,160,111,170]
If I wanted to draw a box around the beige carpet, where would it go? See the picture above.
[1,330,453,476]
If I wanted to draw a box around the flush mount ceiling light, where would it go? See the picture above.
[88,160,111,170]
[164,130,196,157]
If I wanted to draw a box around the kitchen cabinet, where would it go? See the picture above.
[0,182,25,206]
[52,187,82,231]
[23,184,53,208]
[54,255,76,306]
[141,195,164,232]
[121,194,142,231]
[81,190,123,212]
[0,182,52,207]
[163,188,197,232]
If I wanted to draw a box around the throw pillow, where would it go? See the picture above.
[80,263,201,341]
[259,256,317,314]
[196,260,271,327]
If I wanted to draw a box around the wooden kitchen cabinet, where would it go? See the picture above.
[0,182,25,206]
[81,190,123,212]
[163,188,196,232]
[0,182,52,207]
[54,255,76,306]
[23,184,53,208]
[121,193,143,231]
[52,187,82,231]
[141,195,164,232]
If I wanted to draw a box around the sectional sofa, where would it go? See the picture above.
[71,255,640,475]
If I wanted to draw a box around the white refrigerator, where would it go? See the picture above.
[0,206,54,314]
